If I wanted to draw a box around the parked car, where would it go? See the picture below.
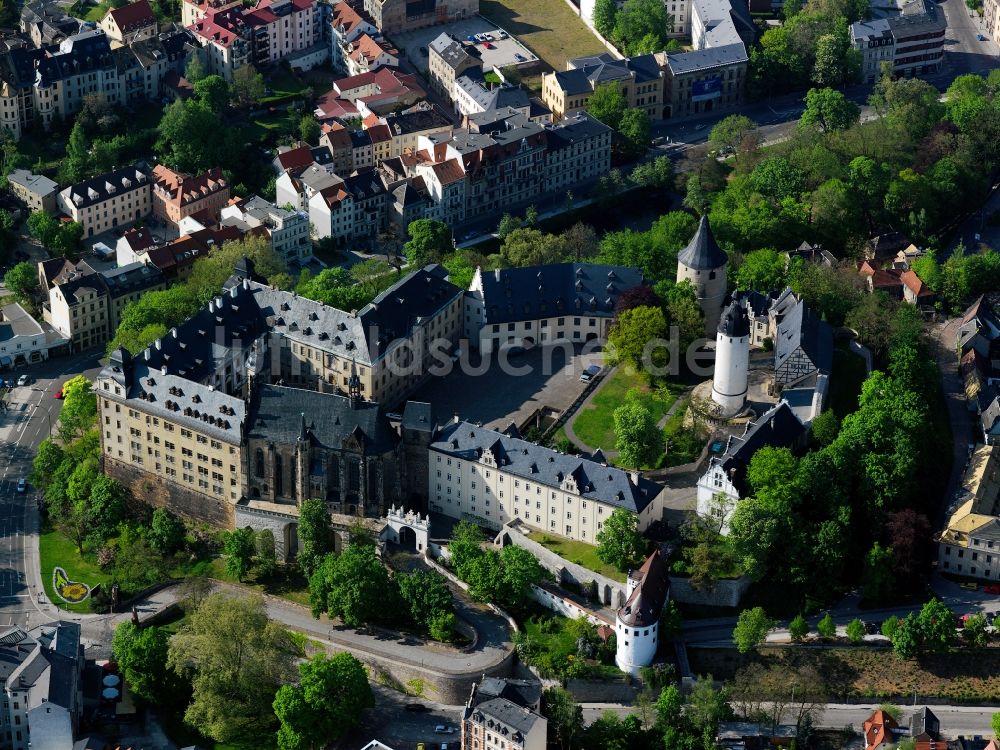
[16,478,26,493]
[497,30,508,38]
[405,703,428,712]
[978,33,986,40]
[54,388,64,399]
[16,374,28,387]
[514,53,526,61]
[434,726,455,734]
[961,581,979,591]
[984,583,1000,595]
[483,41,493,48]
[863,620,880,635]
[580,364,601,383]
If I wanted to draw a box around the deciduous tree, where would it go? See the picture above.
[596,507,647,571]
[613,393,661,468]
[404,218,452,266]
[224,527,256,582]
[733,607,774,653]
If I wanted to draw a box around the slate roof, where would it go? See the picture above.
[618,548,669,627]
[247,384,397,453]
[473,677,541,711]
[466,697,542,738]
[62,163,149,210]
[719,299,749,337]
[402,400,434,432]
[455,76,529,112]
[7,169,57,197]
[478,263,644,325]
[102,261,165,298]
[0,303,43,341]
[429,32,482,71]
[665,42,748,75]
[775,300,834,375]
[384,105,452,136]
[431,420,663,513]
[678,216,727,270]
[714,401,806,497]
[545,111,612,151]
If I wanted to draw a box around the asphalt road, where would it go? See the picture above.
[0,351,103,630]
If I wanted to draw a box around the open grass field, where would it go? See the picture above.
[201,558,311,606]
[39,529,112,614]
[526,531,625,581]
[570,367,679,458]
[689,646,1000,703]
[479,0,606,73]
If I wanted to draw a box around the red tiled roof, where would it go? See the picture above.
[152,165,228,208]
[331,0,372,34]
[366,124,391,144]
[863,710,897,750]
[121,226,155,253]
[317,184,350,208]
[349,33,398,65]
[314,91,360,120]
[188,7,243,48]
[107,0,156,32]
[429,158,464,186]
[900,269,932,297]
[321,122,353,149]
[275,145,314,174]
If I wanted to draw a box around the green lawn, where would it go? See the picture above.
[527,531,625,582]
[84,2,110,21]
[662,396,707,467]
[829,345,868,419]
[262,68,306,105]
[39,529,112,614]
[479,0,606,73]
[570,368,679,455]
[203,558,311,606]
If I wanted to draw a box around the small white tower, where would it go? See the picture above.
[615,549,670,676]
[676,216,728,337]
[711,300,750,417]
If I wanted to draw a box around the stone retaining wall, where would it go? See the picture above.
[497,523,627,609]
[668,576,750,608]
[566,678,639,703]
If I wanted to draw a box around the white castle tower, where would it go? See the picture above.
[711,300,750,417]
[676,216,728,337]
[615,549,670,676]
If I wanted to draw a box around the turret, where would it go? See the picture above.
[676,216,728,336]
[711,301,750,417]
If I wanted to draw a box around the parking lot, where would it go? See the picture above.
[408,344,602,431]
[341,684,462,750]
[393,17,538,73]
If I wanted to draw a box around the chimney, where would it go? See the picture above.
[161,365,167,375]
[494,268,500,282]
[154,338,162,350]
[629,471,639,485]
[171,327,178,338]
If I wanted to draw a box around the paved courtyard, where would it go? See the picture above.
[409,344,602,431]
[393,16,538,73]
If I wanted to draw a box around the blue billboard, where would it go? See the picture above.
[691,76,722,102]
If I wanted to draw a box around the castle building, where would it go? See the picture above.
[711,300,749,417]
[615,548,670,676]
[428,419,665,543]
[676,216,728,337]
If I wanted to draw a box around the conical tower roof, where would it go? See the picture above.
[678,216,727,271]
[719,299,749,337]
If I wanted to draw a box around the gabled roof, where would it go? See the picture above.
[714,401,806,497]
[900,269,932,297]
[106,0,156,32]
[775,300,833,376]
[678,216,727,271]
[863,709,897,750]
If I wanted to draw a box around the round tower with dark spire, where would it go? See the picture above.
[676,216,728,337]
[711,300,750,417]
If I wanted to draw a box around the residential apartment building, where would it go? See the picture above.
[276,160,341,213]
[181,0,241,27]
[99,0,158,46]
[56,164,151,237]
[220,195,312,265]
[428,419,665,541]
[428,31,482,98]
[0,302,65,366]
[40,257,165,351]
[20,0,80,48]
[187,0,322,80]
[308,169,389,243]
[0,621,83,750]
[851,0,945,82]
[543,110,611,193]
[361,0,477,34]
[462,678,546,750]
[151,164,230,227]
[330,0,378,72]
[341,32,399,76]
[328,66,426,115]
[7,169,57,212]
[465,263,644,354]
[938,443,1000,581]
[541,53,663,121]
